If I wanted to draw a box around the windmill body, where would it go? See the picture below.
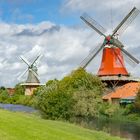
[98,45,128,76]
[80,7,140,88]
[18,54,42,95]
[26,68,40,83]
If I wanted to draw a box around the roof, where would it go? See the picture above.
[103,82,140,100]
[7,88,15,95]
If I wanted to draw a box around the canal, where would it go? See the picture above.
[73,117,140,140]
[0,103,36,112]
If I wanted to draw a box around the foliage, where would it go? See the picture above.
[35,68,105,120]
[0,83,35,106]
[59,68,104,93]
[72,90,102,118]
[0,86,6,90]
[6,94,20,104]
[46,79,59,87]
[36,82,74,120]
[16,95,35,106]
[134,89,140,113]
[0,89,9,103]
[0,87,20,104]
[14,83,25,95]
[123,104,135,115]
[126,113,140,122]
[99,103,121,118]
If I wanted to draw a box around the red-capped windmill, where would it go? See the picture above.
[80,7,140,87]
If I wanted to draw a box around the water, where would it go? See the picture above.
[73,117,140,140]
[0,103,36,113]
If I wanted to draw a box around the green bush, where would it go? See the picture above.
[14,84,25,95]
[0,89,9,103]
[6,94,20,104]
[59,68,104,93]
[99,103,121,118]
[126,113,140,122]
[16,95,35,106]
[73,90,102,118]
[134,89,140,113]
[35,68,105,120]
[37,88,74,120]
[0,83,36,106]
[123,104,134,115]
[0,88,19,104]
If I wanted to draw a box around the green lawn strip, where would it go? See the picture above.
[0,109,124,140]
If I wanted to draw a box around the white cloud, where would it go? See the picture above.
[62,0,140,12]
[0,20,98,87]
[0,1,140,87]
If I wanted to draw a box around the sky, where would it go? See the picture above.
[0,0,140,87]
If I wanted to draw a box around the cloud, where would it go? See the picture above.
[61,0,140,31]
[0,20,99,87]
[62,0,140,12]
[15,25,60,36]
[0,1,140,87]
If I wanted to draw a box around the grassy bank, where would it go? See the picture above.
[0,109,124,140]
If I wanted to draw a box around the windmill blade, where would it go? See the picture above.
[122,51,137,67]
[17,68,28,80]
[112,7,140,36]
[19,55,30,66]
[118,46,139,65]
[111,47,136,68]
[35,54,43,65]
[31,54,42,66]
[80,13,106,37]
[80,43,104,68]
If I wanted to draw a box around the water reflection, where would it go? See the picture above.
[0,103,36,112]
[73,117,140,140]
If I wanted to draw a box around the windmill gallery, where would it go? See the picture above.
[6,7,140,105]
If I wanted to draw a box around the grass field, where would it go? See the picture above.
[0,109,124,140]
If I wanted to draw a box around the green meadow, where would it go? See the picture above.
[0,109,124,140]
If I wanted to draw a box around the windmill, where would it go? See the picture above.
[18,54,42,95]
[80,7,140,88]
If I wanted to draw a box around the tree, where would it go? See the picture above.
[134,89,140,113]
[59,68,105,93]
[36,68,105,120]
[36,81,74,120]
[73,90,103,118]
[14,83,25,95]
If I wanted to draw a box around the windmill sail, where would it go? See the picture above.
[118,46,139,64]
[122,51,137,67]
[19,56,30,66]
[80,43,104,68]
[17,69,28,81]
[31,54,42,66]
[80,13,106,37]
[18,54,41,83]
[112,7,140,36]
